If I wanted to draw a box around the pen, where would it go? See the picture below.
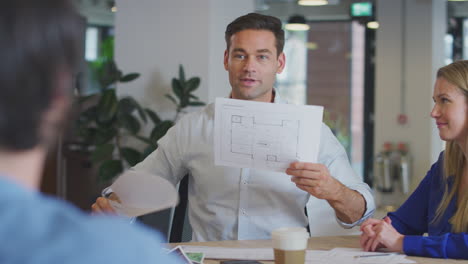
[354,253,395,258]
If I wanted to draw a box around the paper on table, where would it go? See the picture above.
[108,170,179,217]
[182,246,273,260]
[181,246,415,264]
[214,98,323,172]
[181,246,326,261]
[324,248,416,264]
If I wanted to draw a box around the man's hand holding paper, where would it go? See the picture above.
[286,162,344,201]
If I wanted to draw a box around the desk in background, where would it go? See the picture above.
[170,236,468,264]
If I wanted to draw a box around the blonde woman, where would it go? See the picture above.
[360,60,468,259]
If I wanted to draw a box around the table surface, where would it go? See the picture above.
[170,235,468,264]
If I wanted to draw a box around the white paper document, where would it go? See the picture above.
[181,246,274,260]
[180,246,416,264]
[214,98,324,172]
[323,248,416,264]
[108,170,179,217]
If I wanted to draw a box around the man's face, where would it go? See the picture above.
[224,29,285,102]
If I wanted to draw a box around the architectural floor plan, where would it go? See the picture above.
[214,98,323,172]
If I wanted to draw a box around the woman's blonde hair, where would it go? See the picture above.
[433,60,468,233]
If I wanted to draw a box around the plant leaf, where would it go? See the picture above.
[94,127,117,145]
[134,101,147,123]
[189,94,199,100]
[120,147,142,166]
[172,78,184,99]
[118,97,137,114]
[118,97,147,123]
[178,64,185,83]
[98,160,123,182]
[165,94,178,105]
[78,106,97,123]
[142,145,157,159]
[91,143,114,163]
[77,127,97,145]
[99,60,121,88]
[118,114,140,134]
[77,94,98,104]
[119,73,140,82]
[150,120,174,142]
[117,70,123,80]
[145,108,161,125]
[180,97,189,108]
[186,77,200,93]
[188,101,206,106]
[97,89,118,124]
[133,135,155,146]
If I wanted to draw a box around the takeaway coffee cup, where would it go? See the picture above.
[271,227,309,264]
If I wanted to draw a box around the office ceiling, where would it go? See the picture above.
[74,0,468,27]
[258,0,468,22]
[255,0,352,21]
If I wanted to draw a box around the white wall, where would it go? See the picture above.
[115,0,254,122]
[375,0,445,191]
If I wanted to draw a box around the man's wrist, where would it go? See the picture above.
[327,181,347,204]
[329,187,366,224]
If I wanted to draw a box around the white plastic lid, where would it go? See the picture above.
[271,227,309,250]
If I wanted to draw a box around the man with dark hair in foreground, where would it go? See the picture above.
[0,1,179,263]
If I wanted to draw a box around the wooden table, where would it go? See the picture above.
[171,235,468,264]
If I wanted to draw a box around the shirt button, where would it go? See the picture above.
[241,209,246,215]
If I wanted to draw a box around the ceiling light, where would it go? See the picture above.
[108,0,117,12]
[298,0,328,6]
[285,15,310,31]
[367,21,379,29]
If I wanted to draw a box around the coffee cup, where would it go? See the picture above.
[271,227,309,264]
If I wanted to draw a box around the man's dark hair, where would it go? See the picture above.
[0,0,82,150]
[225,13,285,56]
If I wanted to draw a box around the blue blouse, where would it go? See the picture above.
[388,152,468,259]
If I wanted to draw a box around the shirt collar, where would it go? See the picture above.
[228,88,285,104]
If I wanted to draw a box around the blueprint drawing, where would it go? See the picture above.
[214,98,323,172]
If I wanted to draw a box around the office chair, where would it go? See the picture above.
[169,175,192,242]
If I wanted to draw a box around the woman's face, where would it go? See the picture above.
[431,77,468,145]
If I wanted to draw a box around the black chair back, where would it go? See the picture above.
[169,175,190,242]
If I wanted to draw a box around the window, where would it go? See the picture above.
[277,21,366,178]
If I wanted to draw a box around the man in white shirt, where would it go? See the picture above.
[93,13,375,241]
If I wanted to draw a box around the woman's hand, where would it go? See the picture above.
[360,217,404,253]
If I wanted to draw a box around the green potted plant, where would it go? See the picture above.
[73,38,205,183]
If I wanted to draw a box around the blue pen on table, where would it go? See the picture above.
[354,253,396,258]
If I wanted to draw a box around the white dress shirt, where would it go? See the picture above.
[133,94,375,241]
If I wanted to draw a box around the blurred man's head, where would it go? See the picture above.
[0,0,81,152]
